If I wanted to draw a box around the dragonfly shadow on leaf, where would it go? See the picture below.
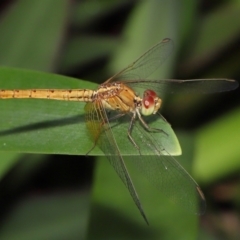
[0,114,84,137]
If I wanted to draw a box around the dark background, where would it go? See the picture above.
[0,0,239,239]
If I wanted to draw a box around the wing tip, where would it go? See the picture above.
[196,186,207,215]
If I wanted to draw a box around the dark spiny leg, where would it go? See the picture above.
[136,110,168,136]
[158,112,169,124]
[107,113,125,122]
[127,112,141,154]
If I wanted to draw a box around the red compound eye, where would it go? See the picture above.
[144,89,157,98]
[143,95,154,109]
[142,89,158,116]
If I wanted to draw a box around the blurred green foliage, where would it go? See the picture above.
[0,0,239,239]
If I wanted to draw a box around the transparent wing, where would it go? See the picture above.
[126,114,206,214]
[84,101,149,224]
[105,38,173,83]
[107,113,206,215]
[125,78,239,97]
[104,37,238,95]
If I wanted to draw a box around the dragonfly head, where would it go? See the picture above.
[141,89,162,116]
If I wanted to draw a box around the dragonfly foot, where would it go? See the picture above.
[150,127,168,136]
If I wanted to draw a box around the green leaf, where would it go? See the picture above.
[0,0,69,71]
[194,108,240,183]
[194,0,240,57]
[0,67,180,156]
[0,67,97,155]
[181,0,240,76]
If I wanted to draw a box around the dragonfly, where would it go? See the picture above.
[0,38,238,224]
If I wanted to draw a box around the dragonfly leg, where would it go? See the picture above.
[127,112,142,154]
[158,112,169,124]
[107,113,125,122]
[136,110,168,136]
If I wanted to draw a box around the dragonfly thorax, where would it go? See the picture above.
[97,83,161,116]
[97,82,139,112]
